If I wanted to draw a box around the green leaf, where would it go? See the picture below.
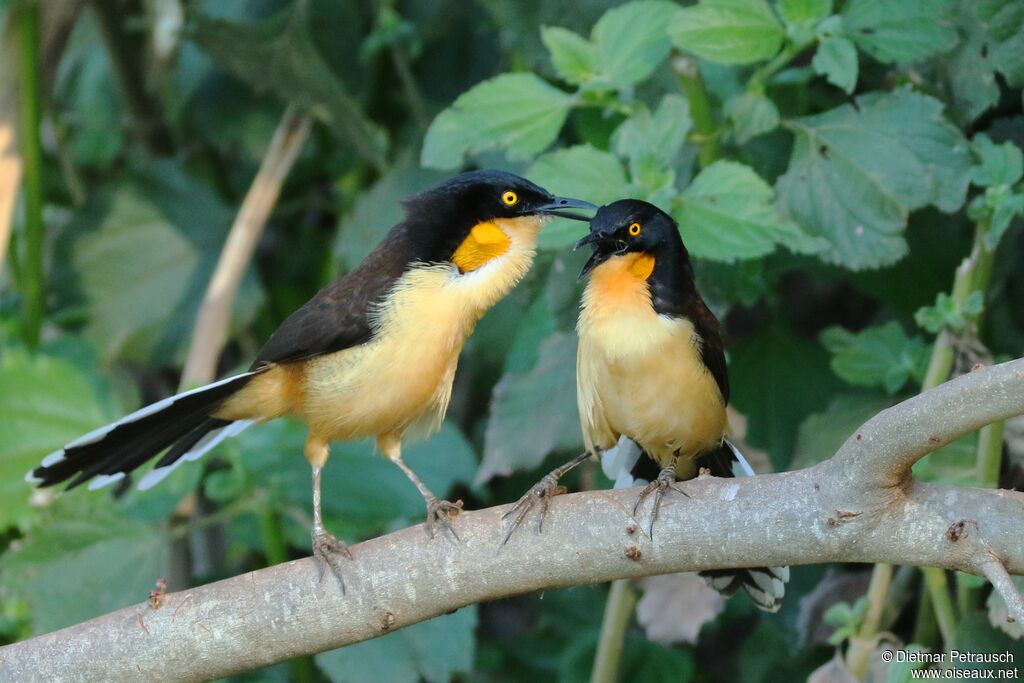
[477,332,581,484]
[987,193,1024,249]
[527,145,630,249]
[542,26,599,85]
[778,0,832,27]
[232,419,477,538]
[776,88,971,269]
[421,73,572,169]
[971,134,1024,187]
[0,499,166,634]
[944,1,1001,124]
[55,162,264,365]
[675,160,826,262]
[914,291,984,333]
[811,36,858,93]
[669,0,784,65]
[841,0,958,64]
[333,164,449,274]
[193,1,387,169]
[792,393,892,469]
[316,607,477,683]
[952,612,1024,670]
[978,0,1024,87]
[731,324,843,469]
[912,433,978,485]
[612,94,691,189]
[0,348,119,530]
[590,1,679,87]
[724,91,780,142]
[820,321,929,394]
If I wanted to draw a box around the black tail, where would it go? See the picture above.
[26,372,256,492]
[606,437,790,612]
[694,441,789,613]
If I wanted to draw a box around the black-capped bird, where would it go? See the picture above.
[504,199,788,612]
[26,170,595,583]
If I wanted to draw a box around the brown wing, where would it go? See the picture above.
[251,225,418,368]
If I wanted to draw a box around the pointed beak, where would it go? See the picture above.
[574,231,623,280]
[533,196,598,221]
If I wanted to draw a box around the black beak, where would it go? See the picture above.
[574,232,624,280]
[533,196,598,221]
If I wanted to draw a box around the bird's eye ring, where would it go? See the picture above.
[628,222,641,237]
[502,190,518,206]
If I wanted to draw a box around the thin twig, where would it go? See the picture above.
[978,553,1024,626]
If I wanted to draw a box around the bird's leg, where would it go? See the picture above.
[502,451,591,545]
[306,436,352,589]
[632,456,689,538]
[379,435,463,540]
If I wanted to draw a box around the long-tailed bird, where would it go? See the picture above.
[26,170,596,584]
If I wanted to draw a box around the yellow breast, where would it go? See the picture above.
[577,253,726,466]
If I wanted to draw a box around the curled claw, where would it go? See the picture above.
[312,529,353,592]
[632,465,688,538]
[501,473,565,545]
[425,497,464,542]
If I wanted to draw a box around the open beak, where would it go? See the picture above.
[574,232,625,280]
[533,196,598,221]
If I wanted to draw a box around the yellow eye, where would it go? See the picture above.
[502,190,518,206]
[628,222,641,236]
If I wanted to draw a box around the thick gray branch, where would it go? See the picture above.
[1,362,1023,682]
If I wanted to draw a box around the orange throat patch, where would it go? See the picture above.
[588,252,656,301]
[451,221,511,272]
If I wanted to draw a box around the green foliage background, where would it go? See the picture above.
[2,0,1024,680]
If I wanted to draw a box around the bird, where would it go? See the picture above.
[502,198,788,612]
[25,169,596,585]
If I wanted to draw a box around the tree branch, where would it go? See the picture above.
[2,361,1023,682]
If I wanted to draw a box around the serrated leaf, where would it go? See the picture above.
[971,134,1024,188]
[528,145,630,249]
[612,94,691,189]
[820,321,928,394]
[987,193,1024,249]
[944,1,1001,124]
[778,0,832,27]
[55,162,264,364]
[914,291,984,333]
[316,607,477,683]
[542,26,599,85]
[669,0,784,65]
[477,332,581,484]
[675,160,826,262]
[421,73,572,169]
[725,91,780,142]
[590,1,678,87]
[812,36,858,93]
[841,0,959,64]
[978,0,1024,87]
[193,1,386,169]
[776,88,971,269]
[0,348,119,530]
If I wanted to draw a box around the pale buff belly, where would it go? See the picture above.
[578,313,727,467]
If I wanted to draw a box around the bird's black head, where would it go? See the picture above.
[399,170,596,266]
[575,199,686,279]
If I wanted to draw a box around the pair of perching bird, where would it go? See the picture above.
[26,170,787,611]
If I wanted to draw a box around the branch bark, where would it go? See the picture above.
[2,359,1024,683]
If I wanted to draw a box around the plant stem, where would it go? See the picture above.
[923,567,957,647]
[591,579,636,683]
[846,563,893,677]
[976,421,1004,488]
[672,54,718,168]
[912,586,938,648]
[15,0,44,351]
